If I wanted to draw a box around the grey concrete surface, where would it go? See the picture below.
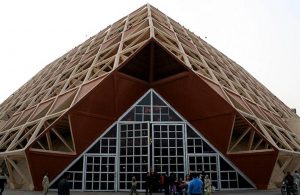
[3,189,282,195]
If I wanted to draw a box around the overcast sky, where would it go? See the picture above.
[0,0,299,115]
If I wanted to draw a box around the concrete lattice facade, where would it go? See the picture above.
[0,4,299,191]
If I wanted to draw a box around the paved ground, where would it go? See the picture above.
[3,189,282,195]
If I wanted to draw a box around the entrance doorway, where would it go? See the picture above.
[118,122,186,191]
[118,122,150,190]
[84,155,116,191]
[187,154,219,189]
[152,123,185,180]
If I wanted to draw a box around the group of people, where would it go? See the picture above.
[41,169,300,195]
[183,172,213,195]
[42,172,70,195]
[130,171,213,195]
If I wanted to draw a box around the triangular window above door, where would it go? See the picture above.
[120,90,182,122]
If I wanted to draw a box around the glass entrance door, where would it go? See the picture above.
[152,123,186,180]
[84,155,116,191]
[187,154,219,189]
[118,122,150,191]
[118,122,186,191]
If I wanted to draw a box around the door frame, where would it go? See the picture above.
[186,153,220,190]
[117,121,150,191]
[83,154,117,191]
[151,122,187,176]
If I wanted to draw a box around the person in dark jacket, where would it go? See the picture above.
[163,173,170,195]
[145,172,152,195]
[169,173,176,195]
[58,172,70,195]
[200,171,206,195]
[284,171,294,195]
[0,170,7,195]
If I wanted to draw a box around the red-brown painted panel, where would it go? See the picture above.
[191,114,235,154]
[228,151,278,189]
[198,74,228,101]
[153,72,235,152]
[26,151,74,190]
[74,75,116,118]
[74,75,107,103]
[154,73,234,121]
[69,113,114,153]
[70,73,148,153]
[114,73,149,114]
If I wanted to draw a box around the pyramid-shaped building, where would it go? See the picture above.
[0,4,300,192]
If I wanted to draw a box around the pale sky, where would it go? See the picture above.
[0,0,299,115]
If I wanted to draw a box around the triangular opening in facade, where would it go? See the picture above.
[228,115,273,153]
[30,115,75,153]
[49,89,254,192]
[119,41,188,83]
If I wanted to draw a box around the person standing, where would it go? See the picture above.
[159,173,165,193]
[129,176,139,195]
[204,175,212,195]
[184,174,191,195]
[169,173,176,195]
[0,170,6,195]
[177,177,185,195]
[163,173,170,195]
[145,172,152,195]
[200,171,205,195]
[42,172,50,195]
[293,170,300,189]
[284,171,294,195]
[188,173,203,195]
[151,171,159,193]
[58,172,70,195]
